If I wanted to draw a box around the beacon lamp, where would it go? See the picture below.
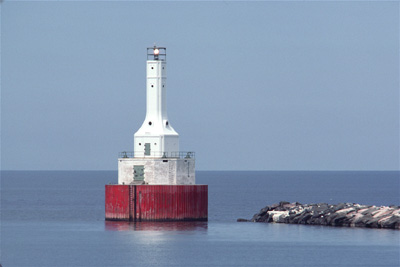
[153,48,160,60]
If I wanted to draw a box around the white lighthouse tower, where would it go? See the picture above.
[118,46,195,185]
[134,46,179,158]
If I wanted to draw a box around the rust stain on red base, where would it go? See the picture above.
[105,185,208,221]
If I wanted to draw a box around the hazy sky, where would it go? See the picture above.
[1,1,399,171]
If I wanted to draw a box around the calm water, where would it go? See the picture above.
[1,171,399,266]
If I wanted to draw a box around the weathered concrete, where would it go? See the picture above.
[118,157,195,185]
[239,202,400,230]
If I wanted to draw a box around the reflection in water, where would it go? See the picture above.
[105,220,208,232]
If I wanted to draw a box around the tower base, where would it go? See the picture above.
[105,185,208,221]
[118,157,195,185]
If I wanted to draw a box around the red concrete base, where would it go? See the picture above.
[105,185,208,221]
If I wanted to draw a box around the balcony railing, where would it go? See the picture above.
[119,151,195,159]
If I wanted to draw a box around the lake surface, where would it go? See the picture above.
[1,171,399,266]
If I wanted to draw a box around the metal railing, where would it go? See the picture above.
[119,151,135,158]
[119,151,195,159]
[170,151,195,159]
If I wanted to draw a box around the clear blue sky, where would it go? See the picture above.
[1,1,399,170]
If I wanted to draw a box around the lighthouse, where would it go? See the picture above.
[134,46,179,158]
[118,46,195,186]
[105,46,207,221]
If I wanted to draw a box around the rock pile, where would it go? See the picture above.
[240,201,400,229]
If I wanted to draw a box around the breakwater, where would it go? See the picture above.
[239,202,400,229]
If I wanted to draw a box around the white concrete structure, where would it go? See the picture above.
[134,47,178,158]
[118,46,195,185]
[118,157,195,185]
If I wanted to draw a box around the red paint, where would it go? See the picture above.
[105,185,130,221]
[105,185,208,221]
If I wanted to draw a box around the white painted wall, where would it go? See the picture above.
[118,158,195,185]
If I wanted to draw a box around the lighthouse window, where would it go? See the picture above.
[166,121,169,126]
[151,67,154,69]
[148,121,152,125]
[139,143,141,145]
[151,85,154,87]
